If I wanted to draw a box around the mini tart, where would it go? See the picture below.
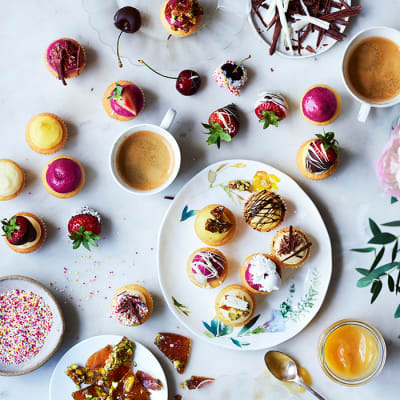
[4,212,46,254]
[0,159,25,201]
[300,84,341,126]
[215,284,255,327]
[186,247,228,289]
[244,190,286,232]
[45,38,86,85]
[42,156,85,198]
[102,80,145,121]
[160,0,203,37]
[240,253,281,295]
[271,226,311,268]
[194,204,236,246]
[296,139,338,180]
[26,113,67,154]
[111,284,153,327]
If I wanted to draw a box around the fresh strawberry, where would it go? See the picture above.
[254,92,288,130]
[68,207,102,251]
[202,104,240,148]
[108,83,137,115]
[1,216,36,245]
[310,131,338,164]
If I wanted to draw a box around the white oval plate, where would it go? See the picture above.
[49,335,168,400]
[158,160,332,350]
[0,275,65,376]
[249,0,351,59]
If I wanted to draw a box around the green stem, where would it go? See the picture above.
[117,31,123,68]
[232,54,251,74]
[138,60,178,80]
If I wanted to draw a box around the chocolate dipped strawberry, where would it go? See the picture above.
[306,131,338,173]
[255,91,288,130]
[107,83,138,115]
[68,207,101,251]
[202,104,240,148]
[1,216,36,245]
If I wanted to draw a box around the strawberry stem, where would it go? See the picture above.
[138,60,178,80]
[232,55,251,74]
[117,31,123,68]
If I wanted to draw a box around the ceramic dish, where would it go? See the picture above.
[249,0,351,59]
[0,275,65,376]
[157,159,332,350]
[49,335,168,400]
[82,0,247,69]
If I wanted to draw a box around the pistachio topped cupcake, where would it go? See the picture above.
[0,159,25,201]
[26,113,67,154]
[244,190,286,232]
[215,284,255,327]
[111,284,153,326]
[271,226,312,268]
[194,204,236,246]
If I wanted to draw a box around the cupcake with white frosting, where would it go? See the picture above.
[0,159,25,201]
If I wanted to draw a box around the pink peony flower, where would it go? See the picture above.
[376,123,400,199]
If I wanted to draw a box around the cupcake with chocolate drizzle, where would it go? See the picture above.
[45,38,86,86]
[194,204,236,246]
[244,190,286,232]
[186,247,228,288]
[111,284,153,327]
[271,226,312,268]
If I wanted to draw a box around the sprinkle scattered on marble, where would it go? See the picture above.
[0,289,53,364]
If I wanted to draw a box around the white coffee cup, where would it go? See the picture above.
[109,109,181,195]
[341,26,400,123]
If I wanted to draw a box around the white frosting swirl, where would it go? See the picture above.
[248,254,281,292]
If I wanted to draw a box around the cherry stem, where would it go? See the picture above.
[232,54,251,74]
[138,60,178,80]
[117,31,123,68]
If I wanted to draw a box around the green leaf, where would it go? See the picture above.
[73,241,81,249]
[250,326,265,335]
[393,240,399,262]
[82,241,91,251]
[391,196,399,204]
[356,268,369,276]
[382,221,400,227]
[368,232,397,245]
[350,247,376,253]
[388,275,395,292]
[369,218,381,236]
[370,280,382,303]
[369,247,385,272]
[202,321,216,337]
[220,132,232,142]
[259,110,280,130]
[395,304,400,318]
[397,271,400,293]
[237,314,260,337]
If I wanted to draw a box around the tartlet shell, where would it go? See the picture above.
[0,159,25,201]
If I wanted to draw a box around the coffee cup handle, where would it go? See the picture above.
[160,109,176,131]
[358,103,371,123]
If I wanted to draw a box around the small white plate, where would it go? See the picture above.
[49,335,168,400]
[0,275,65,376]
[157,160,332,350]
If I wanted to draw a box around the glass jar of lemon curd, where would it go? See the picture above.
[319,319,386,386]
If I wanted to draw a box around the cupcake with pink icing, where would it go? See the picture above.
[300,84,341,126]
[42,156,85,198]
[214,56,250,96]
[186,247,228,288]
[240,253,282,295]
[103,80,145,121]
[45,38,86,86]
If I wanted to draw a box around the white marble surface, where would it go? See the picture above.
[1,1,400,399]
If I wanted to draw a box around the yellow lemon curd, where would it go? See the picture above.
[29,115,63,149]
[324,324,380,381]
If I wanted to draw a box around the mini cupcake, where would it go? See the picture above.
[111,284,153,326]
[300,85,341,126]
[214,56,250,96]
[244,190,286,232]
[297,131,339,180]
[0,159,25,201]
[271,226,312,268]
[215,284,255,327]
[1,212,46,254]
[103,80,145,121]
[254,91,288,130]
[194,204,236,246]
[186,247,228,288]
[26,113,67,154]
[160,0,203,37]
[240,253,281,295]
[45,38,86,86]
[42,156,85,198]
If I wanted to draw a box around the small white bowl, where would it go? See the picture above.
[109,109,181,196]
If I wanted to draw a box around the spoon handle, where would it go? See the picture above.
[295,378,326,400]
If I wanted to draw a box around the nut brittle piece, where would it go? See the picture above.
[180,375,215,390]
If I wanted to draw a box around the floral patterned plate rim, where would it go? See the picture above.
[157,159,332,350]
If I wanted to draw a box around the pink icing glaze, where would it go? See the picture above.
[192,251,224,282]
[244,263,281,292]
[46,39,80,74]
[46,158,82,193]
[110,85,144,118]
[302,87,337,123]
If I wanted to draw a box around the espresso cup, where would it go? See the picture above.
[342,26,400,123]
[110,109,181,195]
